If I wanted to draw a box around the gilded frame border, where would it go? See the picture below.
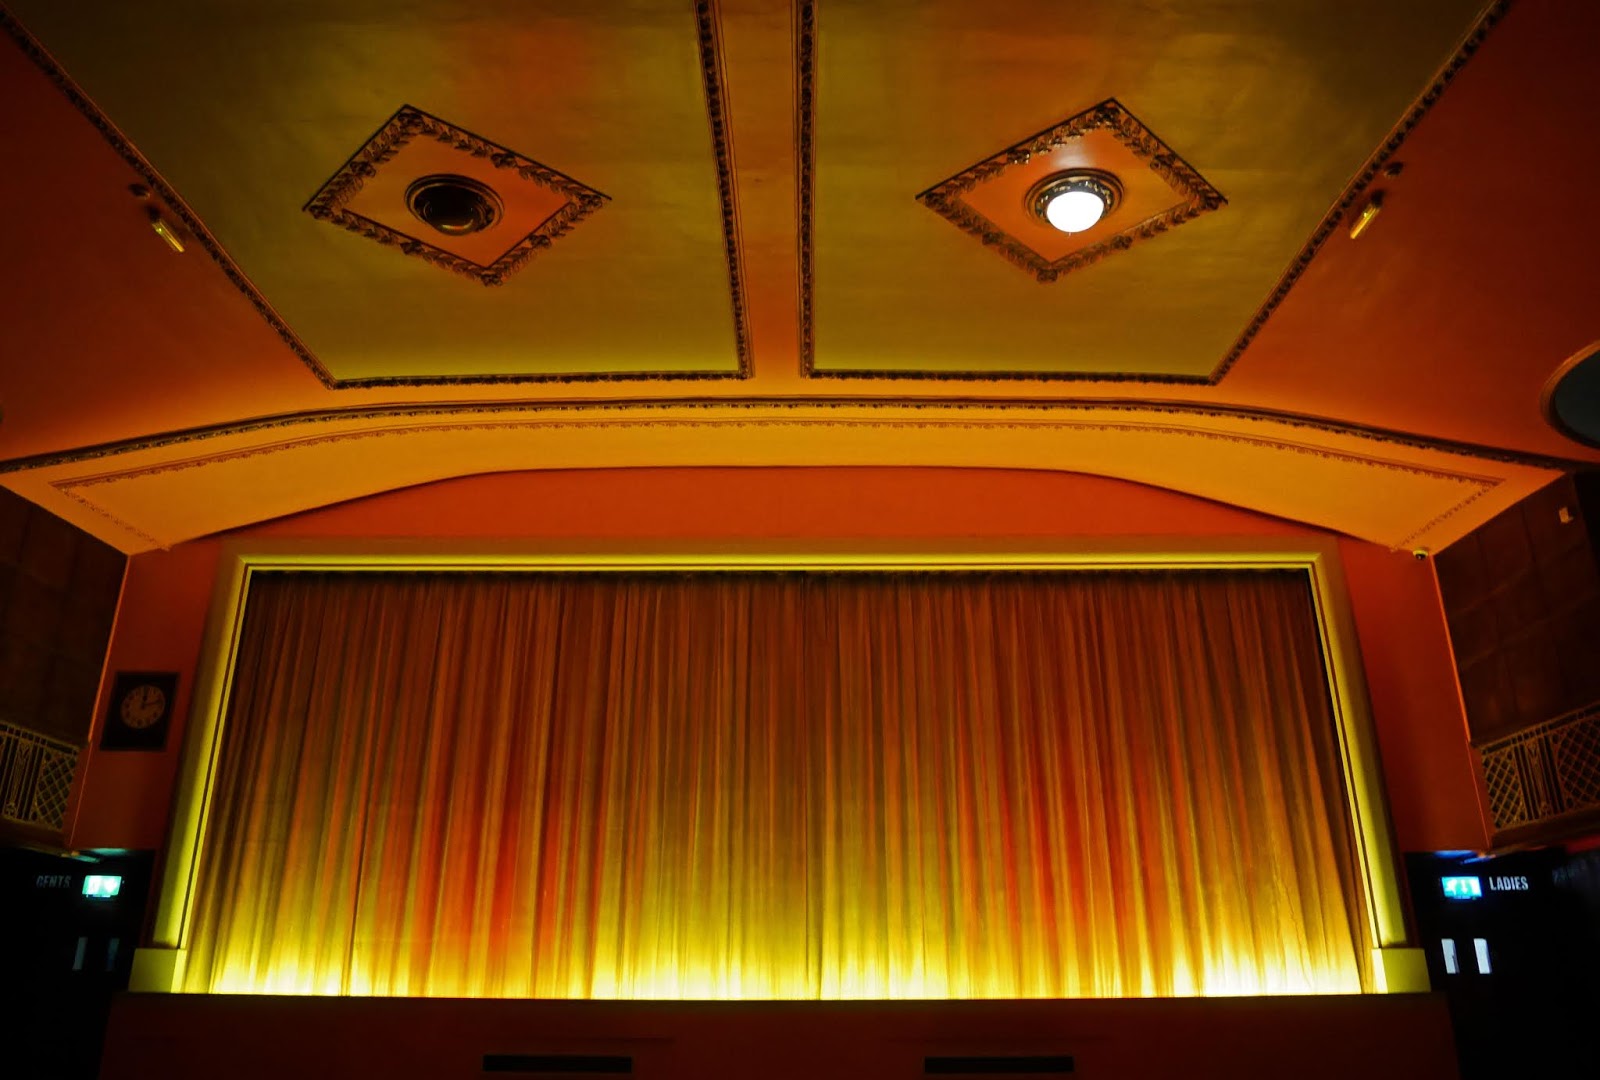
[133,537,1421,994]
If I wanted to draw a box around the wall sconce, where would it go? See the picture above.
[1348,191,1383,240]
[129,184,185,253]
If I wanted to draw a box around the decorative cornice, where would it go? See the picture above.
[794,0,818,379]
[303,106,609,287]
[1397,481,1499,549]
[0,3,752,387]
[915,98,1226,284]
[54,417,1494,491]
[0,394,1580,477]
[54,484,168,550]
[695,0,753,377]
[799,0,1515,383]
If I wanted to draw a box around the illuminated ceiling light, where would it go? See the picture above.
[1027,170,1123,234]
[405,174,504,236]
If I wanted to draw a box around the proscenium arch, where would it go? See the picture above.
[131,537,1425,994]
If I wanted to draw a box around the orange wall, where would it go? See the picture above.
[1337,539,1488,852]
[68,467,1488,856]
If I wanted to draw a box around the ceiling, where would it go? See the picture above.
[1,0,1596,554]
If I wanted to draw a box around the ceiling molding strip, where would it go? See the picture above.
[0,395,1582,477]
[794,0,818,380]
[695,0,754,379]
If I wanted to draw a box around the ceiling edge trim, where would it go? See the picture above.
[1396,481,1501,550]
[797,0,1513,383]
[0,395,1580,477]
[53,419,1501,488]
[53,483,168,551]
[696,0,753,379]
[0,1,753,387]
[794,0,817,379]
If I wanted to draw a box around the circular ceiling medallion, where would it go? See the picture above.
[1547,344,1600,448]
[1026,170,1124,234]
[404,174,504,236]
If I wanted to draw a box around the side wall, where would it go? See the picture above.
[66,467,1488,857]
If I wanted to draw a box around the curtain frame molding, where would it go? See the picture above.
[131,537,1425,995]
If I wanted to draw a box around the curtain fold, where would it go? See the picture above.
[184,569,1369,998]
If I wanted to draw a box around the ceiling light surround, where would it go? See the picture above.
[304,106,608,286]
[917,99,1225,283]
[1028,170,1123,234]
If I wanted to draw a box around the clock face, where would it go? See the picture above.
[119,684,168,730]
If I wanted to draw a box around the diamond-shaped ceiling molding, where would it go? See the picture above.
[917,98,1224,283]
[305,105,608,286]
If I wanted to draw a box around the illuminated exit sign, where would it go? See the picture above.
[1442,876,1482,900]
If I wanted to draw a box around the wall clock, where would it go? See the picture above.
[100,671,179,751]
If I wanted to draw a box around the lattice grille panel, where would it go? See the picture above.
[1479,706,1600,836]
[1553,715,1600,808]
[0,721,80,832]
[1480,747,1529,831]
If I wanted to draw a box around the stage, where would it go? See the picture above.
[100,992,1459,1079]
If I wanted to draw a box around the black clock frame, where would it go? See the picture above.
[100,670,179,751]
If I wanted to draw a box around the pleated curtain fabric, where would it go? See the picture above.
[183,569,1370,998]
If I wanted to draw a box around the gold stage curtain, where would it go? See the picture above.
[183,570,1369,998]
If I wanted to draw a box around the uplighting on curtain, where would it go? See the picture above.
[183,570,1369,998]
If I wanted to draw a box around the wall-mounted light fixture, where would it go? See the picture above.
[129,184,185,253]
[1348,191,1384,240]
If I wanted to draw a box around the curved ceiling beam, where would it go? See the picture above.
[1,401,1559,554]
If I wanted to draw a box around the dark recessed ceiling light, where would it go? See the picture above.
[405,174,504,236]
[1027,170,1123,234]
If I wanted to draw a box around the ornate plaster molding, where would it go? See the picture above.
[914,98,1226,284]
[54,416,1498,489]
[695,0,753,377]
[303,106,609,287]
[0,394,1581,478]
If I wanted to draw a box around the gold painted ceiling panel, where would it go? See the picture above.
[809,0,1485,378]
[8,0,742,381]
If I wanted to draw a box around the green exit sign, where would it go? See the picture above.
[82,875,122,899]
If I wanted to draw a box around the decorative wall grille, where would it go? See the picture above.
[0,721,79,832]
[1479,704,1600,835]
